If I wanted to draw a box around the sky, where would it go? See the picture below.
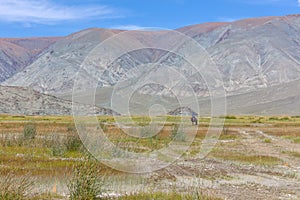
[0,0,299,37]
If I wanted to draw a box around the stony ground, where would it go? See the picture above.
[148,126,300,200]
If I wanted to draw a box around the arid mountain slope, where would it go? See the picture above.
[1,14,300,115]
[0,37,60,82]
[4,15,300,96]
[0,86,118,116]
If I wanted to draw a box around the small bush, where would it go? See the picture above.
[65,134,83,152]
[67,125,77,133]
[99,123,107,132]
[50,134,84,157]
[291,116,300,118]
[174,131,186,141]
[269,117,290,121]
[171,125,186,142]
[68,160,105,200]
[0,172,34,200]
[293,137,300,144]
[23,123,37,140]
[264,138,272,143]
[278,117,290,121]
[51,143,66,157]
[225,115,237,120]
[222,127,229,135]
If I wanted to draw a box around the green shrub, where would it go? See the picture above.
[291,116,300,118]
[99,123,107,132]
[51,143,66,157]
[269,117,290,121]
[264,138,272,143]
[225,115,237,120]
[65,134,83,152]
[269,117,278,121]
[68,160,105,200]
[23,123,37,140]
[171,125,186,142]
[50,134,84,157]
[293,137,300,144]
[0,172,34,200]
[67,125,77,133]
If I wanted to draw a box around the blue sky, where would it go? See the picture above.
[0,0,299,37]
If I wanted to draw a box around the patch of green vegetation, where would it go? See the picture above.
[165,115,186,123]
[50,144,66,157]
[120,191,222,200]
[12,115,26,119]
[49,135,85,158]
[0,171,34,200]
[246,116,265,124]
[293,138,300,143]
[30,193,64,200]
[225,115,237,120]
[63,151,84,158]
[97,116,116,123]
[1,155,76,170]
[171,125,186,142]
[219,134,238,140]
[217,127,239,140]
[282,151,300,158]
[133,116,152,126]
[23,123,37,140]
[211,149,282,166]
[0,146,51,157]
[269,117,291,121]
[68,159,105,200]
[263,138,272,143]
[0,115,74,123]
[282,136,300,143]
[64,135,83,152]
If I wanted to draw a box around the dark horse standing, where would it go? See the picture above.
[191,115,198,125]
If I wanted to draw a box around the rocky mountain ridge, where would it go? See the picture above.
[3,15,300,96]
[0,37,60,82]
[1,14,300,115]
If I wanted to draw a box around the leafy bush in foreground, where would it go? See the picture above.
[0,172,34,200]
[23,123,37,140]
[68,160,105,200]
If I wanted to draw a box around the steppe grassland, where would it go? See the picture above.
[0,115,299,199]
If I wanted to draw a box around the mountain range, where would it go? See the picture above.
[0,14,300,116]
[0,37,60,82]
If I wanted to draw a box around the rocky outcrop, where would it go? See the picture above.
[0,86,119,116]
[168,107,197,116]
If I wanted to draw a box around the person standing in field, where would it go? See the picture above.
[191,113,198,125]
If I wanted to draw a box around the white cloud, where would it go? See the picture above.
[217,17,244,22]
[298,0,300,6]
[111,25,153,30]
[0,0,118,24]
